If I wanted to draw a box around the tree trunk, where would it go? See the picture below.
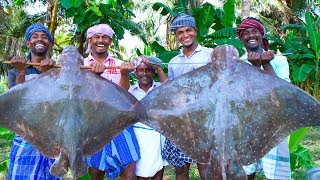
[46,0,60,39]
[240,0,251,20]
[78,32,86,56]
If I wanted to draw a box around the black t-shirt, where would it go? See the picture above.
[8,66,41,89]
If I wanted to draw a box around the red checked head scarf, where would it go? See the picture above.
[236,17,269,51]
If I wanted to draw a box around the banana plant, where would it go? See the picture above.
[270,11,320,174]
[270,12,319,99]
[305,12,320,99]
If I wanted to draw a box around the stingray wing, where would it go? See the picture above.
[0,46,145,178]
[140,63,218,163]
[0,68,143,157]
[141,46,320,167]
[228,61,320,165]
[76,70,144,157]
[0,69,63,157]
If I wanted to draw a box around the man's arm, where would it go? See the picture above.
[260,50,276,75]
[10,56,27,85]
[142,56,168,83]
[119,62,134,90]
[155,66,167,83]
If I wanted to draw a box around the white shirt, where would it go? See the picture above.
[128,81,161,101]
[168,44,213,80]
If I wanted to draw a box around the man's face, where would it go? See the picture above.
[26,31,52,56]
[175,26,197,48]
[135,63,155,86]
[240,27,263,51]
[89,33,112,55]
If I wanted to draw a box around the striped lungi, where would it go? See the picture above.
[86,125,140,179]
[8,135,62,180]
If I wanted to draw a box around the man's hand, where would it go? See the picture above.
[248,50,275,67]
[40,58,56,73]
[10,56,27,71]
[120,62,134,76]
[141,56,160,69]
[260,50,274,64]
[247,52,262,67]
[10,56,27,85]
[90,61,106,75]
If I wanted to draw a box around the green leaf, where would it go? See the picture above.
[192,3,215,38]
[222,0,235,28]
[207,28,237,38]
[157,51,180,63]
[292,64,313,82]
[60,0,82,9]
[85,6,102,17]
[152,3,172,16]
[135,49,142,56]
[0,159,9,172]
[305,12,320,57]
[14,0,23,6]
[280,24,307,32]
[143,45,151,56]
[78,172,91,180]
[0,128,9,133]
[300,53,315,59]
[150,41,166,53]
[213,38,244,55]
[289,127,311,153]
[106,0,117,5]
[212,8,225,30]
[290,144,313,170]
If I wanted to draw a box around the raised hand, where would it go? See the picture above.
[90,61,106,75]
[39,58,56,73]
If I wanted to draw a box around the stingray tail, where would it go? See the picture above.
[70,148,88,178]
[49,149,87,178]
[205,149,224,180]
[50,151,69,177]
[205,149,247,180]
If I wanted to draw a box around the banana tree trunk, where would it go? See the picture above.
[240,0,251,19]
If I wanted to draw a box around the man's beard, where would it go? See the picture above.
[30,45,49,56]
[95,50,107,56]
[246,44,260,52]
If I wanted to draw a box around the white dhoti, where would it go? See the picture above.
[133,122,168,177]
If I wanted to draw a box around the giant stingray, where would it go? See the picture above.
[140,45,320,179]
[0,46,145,178]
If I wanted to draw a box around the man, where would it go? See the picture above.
[7,23,61,180]
[162,13,213,180]
[236,17,291,179]
[129,56,168,180]
[84,23,140,180]
[8,23,107,180]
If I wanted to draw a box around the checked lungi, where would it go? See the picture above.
[8,135,62,180]
[86,126,140,179]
